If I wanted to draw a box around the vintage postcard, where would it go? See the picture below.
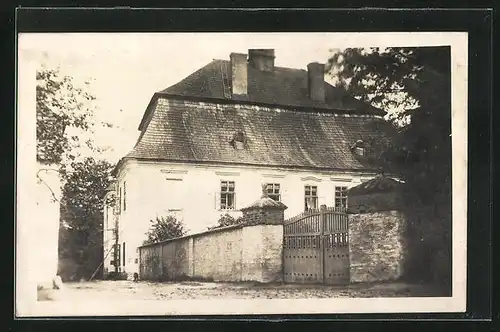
[16,31,467,316]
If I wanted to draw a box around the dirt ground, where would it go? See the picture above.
[39,279,445,301]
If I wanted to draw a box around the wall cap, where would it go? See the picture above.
[138,223,245,249]
[241,197,288,212]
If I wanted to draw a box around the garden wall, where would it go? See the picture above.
[139,196,287,283]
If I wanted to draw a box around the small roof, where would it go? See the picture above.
[241,186,288,211]
[347,174,403,196]
[241,196,288,211]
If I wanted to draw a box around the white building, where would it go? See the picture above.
[104,49,394,278]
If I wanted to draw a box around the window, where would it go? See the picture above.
[335,186,348,210]
[220,180,236,210]
[230,131,246,150]
[266,183,281,201]
[351,139,365,156]
[355,146,365,156]
[304,185,318,211]
[118,187,122,214]
[122,242,126,267]
[123,181,127,211]
[113,243,121,267]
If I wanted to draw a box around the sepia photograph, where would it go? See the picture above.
[16,31,468,316]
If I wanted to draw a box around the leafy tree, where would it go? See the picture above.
[36,66,115,280]
[58,157,115,280]
[327,46,451,203]
[207,213,243,230]
[143,216,187,245]
[327,46,451,289]
[36,66,102,164]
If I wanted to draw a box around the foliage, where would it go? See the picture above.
[143,215,187,245]
[36,66,116,280]
[207,213,243,230]
[327,46,450,124]
[327,46,451,290]
[36,66,101,164]
[58,157,115,280]
[327,46,451,202]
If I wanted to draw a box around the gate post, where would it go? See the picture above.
[239,187,288,283]
[347,174,407,283]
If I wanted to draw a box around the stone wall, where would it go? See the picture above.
[139,196,287,283]
[192,226,244,281]
[348,210,407,283]
[241,224,284,282]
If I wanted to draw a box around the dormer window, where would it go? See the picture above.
[351,139,365,156]
[230,131,246,150]
[355,146,365,156]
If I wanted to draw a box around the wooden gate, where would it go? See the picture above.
[283,206,350,284]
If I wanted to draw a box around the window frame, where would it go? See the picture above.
[335,186,348,211]
[266,183,281,201]
[304,185,318,211]
[117,186,122,215]
[122,242,126,267]
[113,243,121,267]
[220,180,236,210]
[355,146,365,156]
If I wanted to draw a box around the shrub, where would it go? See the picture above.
[143,215,187,245]
[207,213,243,230]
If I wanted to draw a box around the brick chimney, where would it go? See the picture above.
[307,62,325,102]
[230,53,248,96]
[248,49,275,72]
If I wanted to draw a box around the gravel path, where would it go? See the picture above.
[44,280,444,301]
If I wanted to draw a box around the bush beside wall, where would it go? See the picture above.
[402,204,451,294]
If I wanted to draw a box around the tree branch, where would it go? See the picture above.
[36,168,61,203]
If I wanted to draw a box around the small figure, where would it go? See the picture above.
[133,272,139,283]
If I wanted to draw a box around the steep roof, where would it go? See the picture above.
[136,59,384,129]
[161,60,386,114]
[122,98,395,172]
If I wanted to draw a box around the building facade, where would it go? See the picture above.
[104,49,394,278]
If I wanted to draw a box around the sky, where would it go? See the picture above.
[19,33,349,163]
[18,32,461,164]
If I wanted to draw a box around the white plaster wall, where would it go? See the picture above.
[240,226,265,281]
[102,202,115,275]
[115,160,376,275]
[192,228,243,281]
[34,162,61,285]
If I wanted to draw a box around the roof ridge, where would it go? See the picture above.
[154,58,385,116]
[212,58,308,72]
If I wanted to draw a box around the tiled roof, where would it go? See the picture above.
[123,98,394,171]
[347,175,403,196]
[157,60,385,116]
